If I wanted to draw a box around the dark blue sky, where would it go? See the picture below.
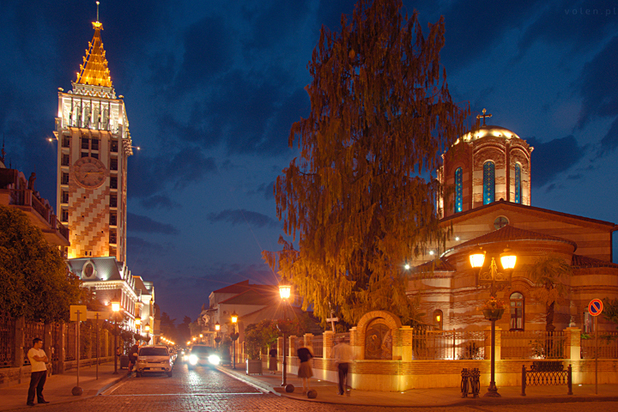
[2,0,618,322]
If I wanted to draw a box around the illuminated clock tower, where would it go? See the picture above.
[54,16,134,262]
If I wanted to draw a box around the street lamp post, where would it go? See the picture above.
[469,249,516,398]
[230,312,239,370]
[111,301,121,375]
[279,284,291,387]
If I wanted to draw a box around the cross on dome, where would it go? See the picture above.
[477,108,492,126]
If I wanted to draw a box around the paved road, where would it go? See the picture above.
[20,363,618,412]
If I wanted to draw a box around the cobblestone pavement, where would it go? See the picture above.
[18,364,618,412]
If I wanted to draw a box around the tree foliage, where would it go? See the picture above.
[263,0,468,325]
[0,205,82,322]
[528,254,572,331]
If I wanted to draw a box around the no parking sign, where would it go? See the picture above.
[588,299,604,317]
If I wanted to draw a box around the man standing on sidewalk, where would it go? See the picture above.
[333,337,354,396]
[27,338,49,406]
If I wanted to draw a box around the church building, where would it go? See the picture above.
[409,110,618,333]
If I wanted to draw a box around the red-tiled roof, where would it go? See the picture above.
[454,225,577,250]
[442,200,617,230]
[572,254,618,269]
[413,258,455,273]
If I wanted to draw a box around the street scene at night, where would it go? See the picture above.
[2,0,618,411]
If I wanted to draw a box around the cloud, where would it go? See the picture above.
[139,194,181,210]
[128,212,180,235]
[441,0,543,71]
[128,147,217,199]
[575,35,618,130]
[527,135,586,187]
[207,209,279,228]
[599,116,618,155]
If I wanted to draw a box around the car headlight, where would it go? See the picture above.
[189,354,198,365]
[208,355,220,365]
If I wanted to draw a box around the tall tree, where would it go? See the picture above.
[264,0,468,325]
[0,205,82,322]
[528,254,572,332]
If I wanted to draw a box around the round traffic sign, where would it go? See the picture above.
[588,299,603,316]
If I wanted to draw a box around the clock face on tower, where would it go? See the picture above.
[73,157,107,188]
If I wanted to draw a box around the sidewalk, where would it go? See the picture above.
[217,365,618,408]
[0,362,127,411]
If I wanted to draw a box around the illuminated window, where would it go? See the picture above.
[483,161,495,205]
[510,292,524,330]
[514,163,521,204]
[455,167,463,213]
[433,309,443,330]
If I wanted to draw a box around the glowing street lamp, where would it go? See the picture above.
[230,312,239,370]
[279,284,291,387]
[111,300,121,375]
[144,323,150,343]
[470,247,517,397]
[214,322,221,349]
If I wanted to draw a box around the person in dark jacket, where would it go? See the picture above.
[268,348,277,374]
[127,344,139,374]
[296,346,314,394]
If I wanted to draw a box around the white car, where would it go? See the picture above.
[135,345,173,377]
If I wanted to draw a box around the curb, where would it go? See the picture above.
[216,366,278,396]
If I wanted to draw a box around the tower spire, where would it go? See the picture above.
[74,1,112,89]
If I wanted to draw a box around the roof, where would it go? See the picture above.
[459,125,521,143]
[442,199,618,231]
[413,258,456,274]
[75,21,113,88]
[572,255,618,269]
[67,256,123,281]
[212,280,278,296]
[452,224,577,251]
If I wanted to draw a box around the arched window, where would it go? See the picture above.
[455,167,463,213]
[483,161,495,205]
[514,163,521,204]
[433,309,443,330]
[510,292,524,330]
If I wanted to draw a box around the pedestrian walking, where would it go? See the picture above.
[296,346,314,394]
[268,347,277,374]
[333,337,355,396]
[27,338,49,406]
[128,343,139,374]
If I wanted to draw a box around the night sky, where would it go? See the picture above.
[2,1,618,322]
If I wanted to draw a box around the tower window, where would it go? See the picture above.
[81,152,88,158]
[61,172,69,185]
[91,138,99,150]
[111,140,118,153]
[110,212,117,226]
[61,191,69,204]
[62,136,71,148]
[110,230,117,244]
[110,194,117,208]
[110,158,118,171]
[61,209,68,222]
[510,292,524,331]
[91,152,98,159]
[81,138,90,149]
[483,161,495,205]
[61,154,70,166]
[514,163,521,204]
[110,176,117,189]
[455,167,463,213]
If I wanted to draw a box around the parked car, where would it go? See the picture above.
[187,345,220,370]
[135,345,174,377]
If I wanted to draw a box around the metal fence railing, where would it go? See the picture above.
[581,332,618,359]
[412,330,486,360]
[0,315,15,367]
[501,330,565,359]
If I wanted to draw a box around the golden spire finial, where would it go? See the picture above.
[93,1,103,30]
[96,1,100,22]
[477,108,492,126]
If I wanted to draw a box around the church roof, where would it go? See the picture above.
[572,254,618,269]
[452,224,577,251]
[459,125,521,143]
[75,21,113,88]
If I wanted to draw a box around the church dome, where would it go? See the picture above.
[458,125,521,143]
